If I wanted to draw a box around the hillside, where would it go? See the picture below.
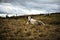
[0,13,60,40]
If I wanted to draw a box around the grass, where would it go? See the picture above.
[0,13,60,40]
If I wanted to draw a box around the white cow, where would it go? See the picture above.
[26,16,45,25]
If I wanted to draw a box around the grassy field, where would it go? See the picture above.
[0,13,60,40]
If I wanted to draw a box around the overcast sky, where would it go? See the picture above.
[0,0,60,17]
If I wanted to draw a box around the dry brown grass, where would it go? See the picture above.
[0,13,60,40]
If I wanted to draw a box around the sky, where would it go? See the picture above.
[0,0,60,17]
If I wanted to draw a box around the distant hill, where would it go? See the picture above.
[0,12,60,18]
